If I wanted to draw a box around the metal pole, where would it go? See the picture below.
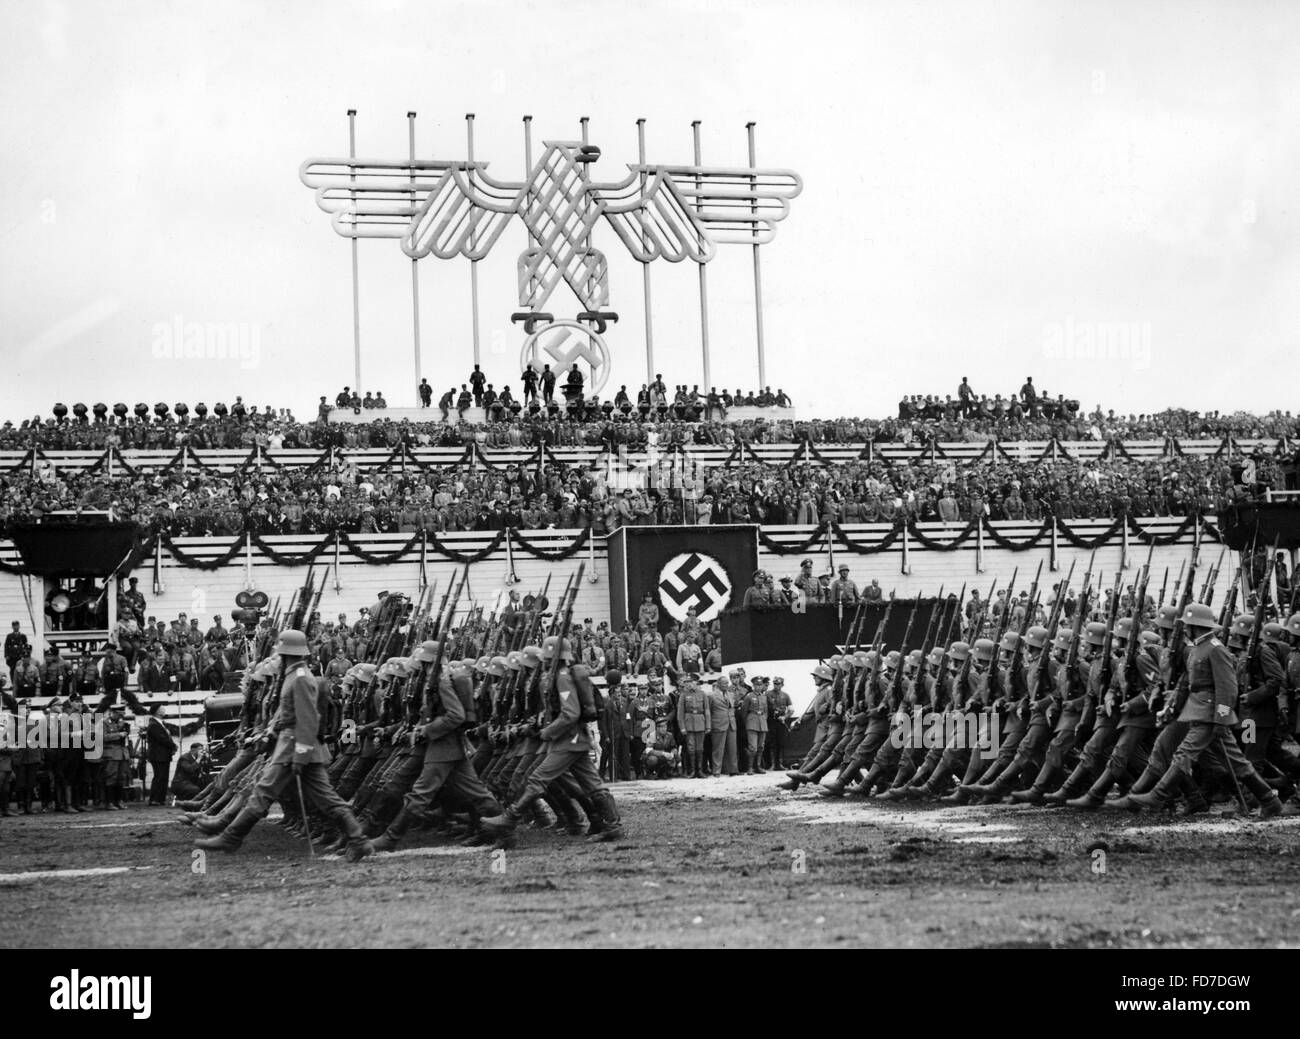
[347,110,361,392]
[522,115,535,310]
[637,118,654,385]
[692,121,711,392]
[746,122,766,389]
[580,116,595,384]
[408,112,422,405]
[467,114,480,367]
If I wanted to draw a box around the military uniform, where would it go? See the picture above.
[1130,629,1280,814]
[739,683,770,774]
[675,681,711,777]
[195,633,374,862]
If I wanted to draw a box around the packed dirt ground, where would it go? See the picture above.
[2,774,1298,949]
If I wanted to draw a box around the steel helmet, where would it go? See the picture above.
[1083,622,1108,648]
[506,651,523,671]
[1287,612,1300,638]
[1262,621,1286,644]
[972,638,995,663]
[948,641,971,662]
[1052,632,1073,654]
[1227,614,1253,643]
[998,631,1020,654]
[475,655,490,673]
[1183,602,1219,630]
[1024,626,1049,650]
[904,649,923,672]
[541,636,573,662]
[1153,606,1178,632]
[460,656,476,670]
[273,629,310,657]
[415,640,440,664]
[926,647,944,669]
[836,656,854,673]
[1138,630,1161,648]
[851,650,871,667]
[883,650,901,670]
[862,649,880,668]
[1112,617,1134,641]
[812,664,835,682]
[252,656,280,680]
[355,662,378,683]
[521,645,544,667]
[828,654,843,668]
[487,655,509,677]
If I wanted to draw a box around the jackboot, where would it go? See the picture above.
[194,807,261,852]
[1065,772,1115,810]
[370,808,415,852]
[337,809,375,862]
[1114,768,1181,812]
[585,789,623,842]
[1010,784,1047,805]
[481,794,536,835]
[1042,764,1091,805]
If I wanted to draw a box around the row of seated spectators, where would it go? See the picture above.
[0,447,1285,536]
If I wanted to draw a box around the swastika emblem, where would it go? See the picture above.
[520,320,612,394]
[657,552,733,623]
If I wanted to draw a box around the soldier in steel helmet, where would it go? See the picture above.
[193,629,374,861]
[481,634,624,843]
[1118,603,1284,817]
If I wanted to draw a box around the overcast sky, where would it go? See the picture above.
[3,0,1298,424]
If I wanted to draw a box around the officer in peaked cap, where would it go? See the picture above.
[194,630,374,861]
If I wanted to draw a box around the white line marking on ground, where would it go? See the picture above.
[321,845,481,862]
[0,866,155,884]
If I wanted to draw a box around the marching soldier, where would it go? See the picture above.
[369,640,504,851]
[193,630,375,861]
[1119,604,1283,817]
[482,636,623,842]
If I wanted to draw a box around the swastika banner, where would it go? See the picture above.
[605,525,758,634]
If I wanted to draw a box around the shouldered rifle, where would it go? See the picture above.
[1115,547,1154,708]
[1158,553,1199,706]
[888,594,922,710]
[919,584,945,652]
[1246,538,1281,668]
[863,595,895,711]
[931,585,966,708]
[1218,563,1241,632]
[1097,570,1123,691]
[1200,546,1227,605]
[544,563,585,712]
[1168,559,1184,607]
[992,567,1019,648]
[1156,566,1169,615]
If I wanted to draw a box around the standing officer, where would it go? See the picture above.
[740,677,771,774]
[675,675,711,778]
[1121,603,1283,816]
[829,566,860,604]
[193,630,374,861]
[603,669,634,781]
[765,676,793,770]
[12,648,39,703]
[145,704,178,806]
[4,622,29,684]
[101,704,133,810]
[706,676,738,776]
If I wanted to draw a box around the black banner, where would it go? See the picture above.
[606,524,759,633]
[721,599,947,665]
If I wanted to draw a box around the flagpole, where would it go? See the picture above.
[347,109,362,393]
[637,118,655,386]
[692,121,711,393]
[467,113,481,367]
[408,111,422,405]
[746,122,766,390]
